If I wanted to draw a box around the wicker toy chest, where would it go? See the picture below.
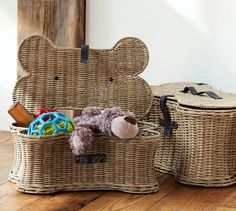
[147,82,236,187]
[9,35,160,194]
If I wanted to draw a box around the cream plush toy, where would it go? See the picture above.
[69,107,139,155]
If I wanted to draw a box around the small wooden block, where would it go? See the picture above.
[8,102,34,127]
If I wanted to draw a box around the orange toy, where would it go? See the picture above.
[8,102,34,127]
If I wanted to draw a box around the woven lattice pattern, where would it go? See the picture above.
[17,127,159,194]
[10,35,160,194]
[142,99,180,174]
[148,82,236,187]
[151,82,236,109]
[13,35,153,120]
[8,123,27,183]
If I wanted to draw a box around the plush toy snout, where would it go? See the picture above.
[124,116,137,125]
[111,115,139,139]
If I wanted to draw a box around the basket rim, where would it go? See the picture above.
[17,121,160,142]
[151,82,236,110]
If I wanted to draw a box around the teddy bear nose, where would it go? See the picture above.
[124,116,137,125]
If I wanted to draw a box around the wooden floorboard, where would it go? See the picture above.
[0,131,11,143]
[0,131,235,211]
[0,131,13,183]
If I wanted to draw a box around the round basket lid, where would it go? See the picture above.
[13,35,153,120]
[152,82,236,109]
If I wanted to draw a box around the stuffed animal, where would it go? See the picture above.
[69,107,139,155]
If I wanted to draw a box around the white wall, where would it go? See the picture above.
[1,0,236,130]
[86,0,236,91]
[0,0,17,131]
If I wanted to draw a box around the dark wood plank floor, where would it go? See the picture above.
[0,131,235,211]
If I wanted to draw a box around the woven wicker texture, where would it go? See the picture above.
[17,126,159,194]
[151,82,236,109]
[149,82,236,187]
[142,99,180,174]
[13,35,153,120]
[8,123,27,183]
[10,35,160,194]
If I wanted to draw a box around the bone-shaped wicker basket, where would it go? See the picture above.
[9,35,160,194]
[144,82,236,187]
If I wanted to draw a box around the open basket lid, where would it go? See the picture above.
[152,82,236,110]
[13,35,153,120]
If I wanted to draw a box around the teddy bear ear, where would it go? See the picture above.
[112,37,149,76]
[18,35,55,72]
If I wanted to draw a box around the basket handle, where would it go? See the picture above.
[181,86,222,99]
[74,153,107,164]
[158,95,178,137]
[80,44,89,63]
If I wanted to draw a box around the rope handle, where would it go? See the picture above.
[181,86,222,100]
